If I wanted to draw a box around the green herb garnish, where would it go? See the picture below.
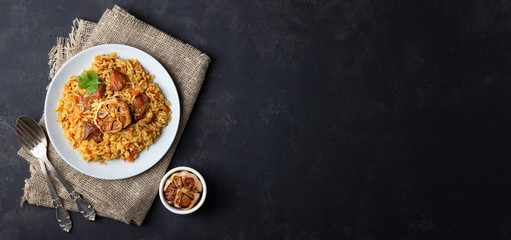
[77,71,102,95]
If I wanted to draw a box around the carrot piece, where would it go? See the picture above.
[130,88,140,97]
[126,149,141,162]
[136,61,141,71]
[72,96,82,116]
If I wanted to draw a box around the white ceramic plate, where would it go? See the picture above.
[45,44,180,180]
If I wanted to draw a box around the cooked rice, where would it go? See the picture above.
[56,53,172,163]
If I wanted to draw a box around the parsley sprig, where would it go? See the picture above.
[77,71,102,95]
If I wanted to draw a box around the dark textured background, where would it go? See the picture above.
[2,0,511,239]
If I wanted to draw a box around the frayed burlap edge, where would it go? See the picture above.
[48,19,96,80]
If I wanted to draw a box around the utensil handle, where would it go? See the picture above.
[69,191,96,221]
[39,159,72,232]
[41,155,96,221]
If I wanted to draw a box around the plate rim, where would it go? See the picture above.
[44,44,180,180]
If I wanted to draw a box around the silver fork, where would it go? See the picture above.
[15,116,96,231]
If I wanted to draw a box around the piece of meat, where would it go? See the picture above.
[132,93,150,121]
[135,107,148,121]
[108,70,127,91]
[81,122,97,139]
[78,96,93,111]
[133,93,150,108]
[89,131,103,143]
[89,84,105,98]
[82,122,102,143]
[79,84,106,111]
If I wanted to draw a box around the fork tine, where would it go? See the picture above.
[15,127,34,152]
[17,120,41,145]
[18,118,45,145]
[16,124,37,149]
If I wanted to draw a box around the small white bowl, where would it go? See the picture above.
[159,166,207,214]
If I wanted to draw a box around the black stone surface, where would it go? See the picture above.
[2,0,511,239]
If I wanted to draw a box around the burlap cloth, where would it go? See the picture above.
[18,5,210,225]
